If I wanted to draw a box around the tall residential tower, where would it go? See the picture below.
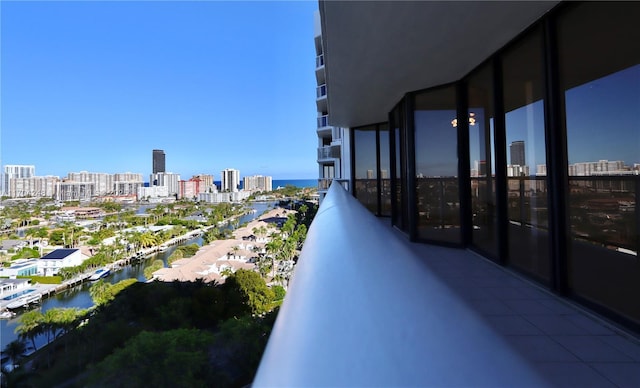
[152,149,166,174]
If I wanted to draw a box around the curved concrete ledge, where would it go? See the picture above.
[254,181,550,386]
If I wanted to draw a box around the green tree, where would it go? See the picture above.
[223,269,274,316]
[15,310,44,351]
[3,339,26,368]
[87,329,215,387]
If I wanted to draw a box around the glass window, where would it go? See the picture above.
[379,124,391,216]
[559,2,640,324]
[468,62,498,258]
[353,125,378,213]
[413,85,461,243]
[391,104,409,232]
[502,26,550,281]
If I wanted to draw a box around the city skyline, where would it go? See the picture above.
[1,1,319,179]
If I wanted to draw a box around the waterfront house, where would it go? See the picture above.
[0,278,31,298]
[0,259,39,279]
[38,248,84,276]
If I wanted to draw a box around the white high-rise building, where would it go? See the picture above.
[56,181,94,202]
[221,168,240,192]
[150,172,181,196]
[3,165,35,196]
[10,176,58,198]
[243,175,273,192]
[314,11,350,202]
[67,172,113,196]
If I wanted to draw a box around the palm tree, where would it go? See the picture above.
[139,232,158,248]
[15,310,44,352]
[3,340,26,368]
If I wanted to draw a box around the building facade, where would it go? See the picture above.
[221,168,240,192]
[243,175,273,192]
[2,165,35,197]
[192,174,214,193]
[314,11,350,202]
[150,172,180,196]
[152,149,166,174]
[55,181,94,202]
[9,176,58,198]
[319,1,640,331]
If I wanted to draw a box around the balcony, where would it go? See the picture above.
[316,54,324,68]
[317,115,329,128]
[317,144,340,161]
[317,178,349,192]
[254,182,640,386]
[316,115,331,137]
[316,84,327,99]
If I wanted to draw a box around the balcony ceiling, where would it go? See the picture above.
[320,1,560,128]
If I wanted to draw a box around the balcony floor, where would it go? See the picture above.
[384,219,640,387]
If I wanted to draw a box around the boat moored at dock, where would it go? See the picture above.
[89,268,111,281]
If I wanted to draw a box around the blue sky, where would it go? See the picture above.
[1,0,319,180]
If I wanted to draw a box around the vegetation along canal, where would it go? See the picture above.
[0,201,274,352]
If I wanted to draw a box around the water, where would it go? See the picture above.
[0,201,275,353]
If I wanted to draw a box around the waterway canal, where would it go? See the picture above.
[0,201,275,353]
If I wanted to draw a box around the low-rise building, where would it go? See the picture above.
[0,259,39,278]
[38,248,84,276]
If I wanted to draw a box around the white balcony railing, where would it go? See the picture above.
[317,145,340,160]
[316,84,327,99]
[317,115,329,128]
[253,182,548,386]
[316,54,324,68]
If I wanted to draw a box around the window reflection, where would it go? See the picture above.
[353,126,378,213]
[559,2,640,324]
[414,86,460,243]
[379,124,391,216]
[502,27,550,282]
[468,63,498,258]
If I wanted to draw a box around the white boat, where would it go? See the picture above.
[0,310,16,319]
[89,268,110,281]
[6,294,41,309]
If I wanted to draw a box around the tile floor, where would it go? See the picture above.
[388,222,640,387]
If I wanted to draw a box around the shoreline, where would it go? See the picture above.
[153,207,293,284]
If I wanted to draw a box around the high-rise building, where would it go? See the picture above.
[243,175,273,192]
[10,176,58,198]
[192,174,214,193]
[221,168,240,192]
[509,140,525,166]
[315,11,349,202]
[3,165,35,196]
[150,172,180,196]
[152,149,166,174]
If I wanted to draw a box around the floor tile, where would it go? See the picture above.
[504,299,556,315]
[590,362,640,388]
[487,316,543,335]
[552,335,634,362]
[525,315,591,336]
[534,363,616,387]
[508,336,580,362]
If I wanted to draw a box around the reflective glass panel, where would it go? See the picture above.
[413,86,460,243]
[468,62,498,258]
[560,2,640,324]
[379,123,391,216]
[353,126,378,213]
[502,27,550,281]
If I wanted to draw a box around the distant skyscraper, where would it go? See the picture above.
[152,149,166,174]
[221,168,240,192]
[509,141,525,166]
